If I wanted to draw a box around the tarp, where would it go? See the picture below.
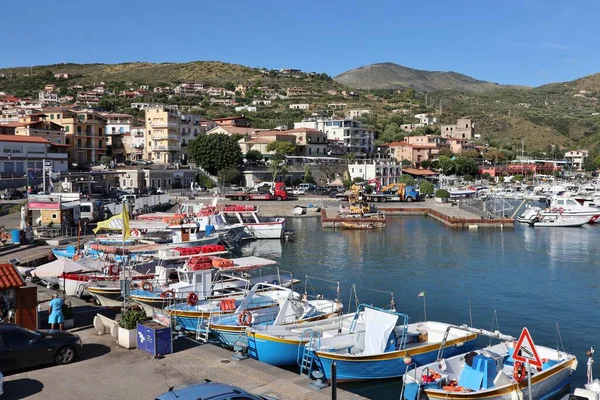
[362,307,398,355]
[32,259,94,278]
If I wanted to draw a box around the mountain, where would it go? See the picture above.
[334,62,506,93]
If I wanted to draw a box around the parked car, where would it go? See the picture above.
[141,187,157,196]
[120,194,137,204]
[1,190,25,200]
[108,190,129,200]
[292,188,306,196]
[155,380,277,400]
[0,323,82,372]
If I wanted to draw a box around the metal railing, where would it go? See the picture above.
[33,226,79,240]
[459,197,514,218]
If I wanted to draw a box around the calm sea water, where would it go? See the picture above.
[239,216,600,399]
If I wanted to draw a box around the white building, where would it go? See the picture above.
[345,109,371,119]
[413,113,437,125]
[102,113,133,136]
[294,117,374,156]
[347,160,402,186]
[564,150,589,171]
[234,105,257,112]
[252,99,272,106]
[0,135,69,173]
[289,104,310,110]
[38,91,58,104]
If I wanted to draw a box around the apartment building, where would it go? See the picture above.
[289,104,310,110]
[0,135,69,174]
[144,107,180,164]
[286,87,310,97]
[102,113,133,136]
[212,116,251,127]
[238,132,296,157]
[348,159,402,186]
[387,141,438,168]
[565,150,589,171]
[400,123,425,132]
[174,82,204,96]
[0,113,67,146]
[179,113,204,163]
[45,108,107,165]
[294,117,374,156]
[123,127,145,161]
[446,137,476,154]
[413,113,438,125]
[285,128,328,157]
[345,109,371,119]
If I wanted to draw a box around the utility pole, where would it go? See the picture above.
[439,100,442,116]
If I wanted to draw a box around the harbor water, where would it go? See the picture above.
[239,216,600,399]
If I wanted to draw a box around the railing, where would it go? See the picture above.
[33,226,79,240]
[459,197,515,218]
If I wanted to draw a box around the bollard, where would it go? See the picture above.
[331,361,337,400]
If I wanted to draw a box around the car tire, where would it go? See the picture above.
[406,196,413,202]
[80,218,89,226]
[276,196,282,201]
[237,196,243,201]
[55,345,76,365]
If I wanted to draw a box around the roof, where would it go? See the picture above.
[285,128,324,134]
[0,264,25,289]
[209,126,255,135]
[402,168,437,176]
[0,135,50,144]
[212,116,247,121]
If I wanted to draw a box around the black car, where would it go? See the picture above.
[1,190,25,200]
[0,323,82,372]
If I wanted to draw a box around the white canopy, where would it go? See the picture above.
[32,259,95,278]
[362,307,398,355]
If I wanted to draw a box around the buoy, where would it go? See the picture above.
[403,355,413,365]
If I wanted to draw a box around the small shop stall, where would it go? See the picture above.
[0,264,37,329]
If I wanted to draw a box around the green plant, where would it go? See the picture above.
[419,180,435,196]
[435,189,450,198]
[119,308,148,330]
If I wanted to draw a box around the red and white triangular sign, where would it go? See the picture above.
[512,327,542,368]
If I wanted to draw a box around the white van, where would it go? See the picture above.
[80,201,105,225]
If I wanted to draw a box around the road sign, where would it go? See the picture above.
[512,327,542,367]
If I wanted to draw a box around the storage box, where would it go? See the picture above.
[136,321,172,357]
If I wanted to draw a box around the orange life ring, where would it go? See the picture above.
[237,310,253,326]
[514,361,527,382]
[187,291,199,306]
[141,281,153,292]
[130,228,141,237]
[160,289,176,299]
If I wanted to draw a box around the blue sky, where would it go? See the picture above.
[1,0,597,87]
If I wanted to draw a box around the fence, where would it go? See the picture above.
[459,197,514,218]
[33,226,79,240]
[106,194,171,215]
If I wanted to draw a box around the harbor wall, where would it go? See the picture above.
[379,207,514,228]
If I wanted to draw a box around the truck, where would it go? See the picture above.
[365,183,420,203]
[224,182,288,201]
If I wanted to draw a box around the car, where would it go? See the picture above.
[0,323,82,372]
[109,190,129,200]
[156,187,166,194]
[1,190,25,200]
[119,194,137,204]
[292,188,306,196]
[155,380,277,400]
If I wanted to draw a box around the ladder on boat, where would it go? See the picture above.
[297,328,319,377]
[399,362,423,400]
[195,308,211,343]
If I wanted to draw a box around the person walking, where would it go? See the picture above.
[48,293,64,330]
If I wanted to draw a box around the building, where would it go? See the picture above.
[234,105,257,112]
[400,123,425,132]
[406,135,447,147]
[0,113,67,146]
[123,127,145,161]
[286,87,310,97]
[348,160,402,186]
[387,141,438,168]
[238,132,296,157]
[44,84,57,92]
[327,103,347,109]
[209,98,235,106]
[54,73,69,79]
[174,82,204,97]
[413,113,438,125]
[211,116,251,127]
[289,104,310,110]
[76,92,103,107]
[345,109,371,119]
[117,166,198,190]
[102,113,133,136]
[44,108,108,165]
[252,99,272,106]
[205,125,255,136]
[294,117,374,156]
[144,107,180,164]
[565,150,589,171]
[179,113,204,163]
[0,135,69,174]
[446,137,475,154]
[235,84,250,95]
[285,128,328,157]
[38,91,58,104]
[442,118,474,139]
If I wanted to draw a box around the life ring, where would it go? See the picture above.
[187,291,198,306]
[160,289,176,299]
[141,281,153,292]
[237,310,253,326]
[513,361,527,382]
[558,207,564,214]
[130,228,141,237]
[110,265,120,275]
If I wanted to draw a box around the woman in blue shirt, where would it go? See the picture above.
[48,293,64,330]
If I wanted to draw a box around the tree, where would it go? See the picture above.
[398,174,416,185]
[266,141,296,156]
[224,82,235,91]
[245,149,262,163]
[188,134,243,175]
[438,155,456,175]
[100,156,112,166]
[461,149,480,159]
[435,189,450,199]
[352,177,365,183]
[513,174,524,182]
[584,160,597,172]
[218,167,241,185]
[420,160,431,170]
[481,172,492,181]
[401,159,412,166]
[463,174,475,182]
[484,150,505,165]
[303,165,315,184]
[438,147,454,157]
[419,180,434,196]
[454,156,479,177]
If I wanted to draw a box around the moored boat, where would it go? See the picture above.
[340,221,375,230]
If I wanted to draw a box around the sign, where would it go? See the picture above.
[512,327,543,367]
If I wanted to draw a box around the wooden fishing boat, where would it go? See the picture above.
[340,221,375,230]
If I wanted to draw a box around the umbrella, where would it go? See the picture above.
[32,259,94,278]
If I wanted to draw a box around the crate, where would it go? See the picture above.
[136,321,172,357]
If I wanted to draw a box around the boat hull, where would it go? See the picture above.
[247,331,308,366]
[314,336,477,381]
[244,221,284,239]
[87,287,124,308]
[422,358,575,400]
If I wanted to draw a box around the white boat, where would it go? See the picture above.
[402,328,577,400]
[517,197,600,224]
[561,347,599,400]
[217,205,285,239]
[528,214,590,227]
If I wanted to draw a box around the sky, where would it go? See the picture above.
[1,0,598,87]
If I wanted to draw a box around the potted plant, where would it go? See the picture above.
[435,189,450,203]
[118,308,147,349]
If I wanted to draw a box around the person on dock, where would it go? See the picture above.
[48,293,64,330]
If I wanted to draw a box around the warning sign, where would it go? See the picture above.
[512,327,542,368]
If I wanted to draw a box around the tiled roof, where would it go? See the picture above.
[403,168,437,176]
[0,135,51,144]
[0,264,25,289]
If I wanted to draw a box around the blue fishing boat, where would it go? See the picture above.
[209,283,343,349]
[303,304,478,382]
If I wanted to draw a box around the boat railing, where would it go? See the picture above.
[435,324,514,362]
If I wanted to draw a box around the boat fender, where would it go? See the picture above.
[141,281,153,292]
[187,291,198,306]
[510,390,524,400]
[571,358,577,371]
[513,361,527,382]
[238,310,253,326]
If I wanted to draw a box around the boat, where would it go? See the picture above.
[517,197,600,224]
[216,205,286,239]
[303,304,478,381]
[561,347,598,400]
[340,221,375,230]
[401,327,578,400]
[527,214,590,227]
[208,283,343,348]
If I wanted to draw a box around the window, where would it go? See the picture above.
[50,114,54,120]
[65,126,69,132]
[56,114,60,119]
[80,205,91,212]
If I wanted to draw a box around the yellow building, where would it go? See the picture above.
[144,107,181,163]
[43,108,108,165]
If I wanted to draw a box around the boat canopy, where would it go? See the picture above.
[362,307,398,355]
[215,256,278,272]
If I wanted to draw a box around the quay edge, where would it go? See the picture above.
[379,207,515,229]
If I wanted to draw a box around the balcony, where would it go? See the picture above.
[152,145,179,151]
[152,134,179,141]
[150,121,179,129]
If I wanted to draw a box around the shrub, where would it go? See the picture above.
[119,308,148,330]
[435,189,450,198]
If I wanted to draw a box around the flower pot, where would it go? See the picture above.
[118,326,138,349]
